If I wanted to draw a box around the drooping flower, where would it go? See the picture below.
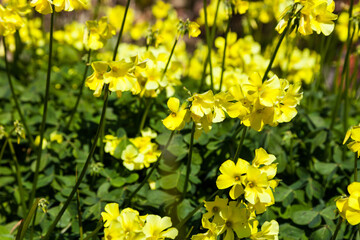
[30,0,52,14]
[163,97,189,131]
[85,61,109,97]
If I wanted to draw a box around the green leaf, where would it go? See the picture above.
[314,161,337,176]
[274,186,294,207]
[279,223,307,240]
[159,173,178,190]
[110,177,126,187]
[97,182,110,198]
[177,199,195,221]
[0,225,14,240]
[291,210,318,225]
[306,178,324,200]
[310,226,332,240]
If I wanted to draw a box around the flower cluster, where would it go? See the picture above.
[192,148,279,240]
[101,203,178,240]
[276,0,338,36]
[30,0,89,14]
[336,182,360,225]
[104,129,161,171]
[163,73,302,135]
[84,17,116,50]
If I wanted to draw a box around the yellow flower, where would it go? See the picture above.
[85,61,109,97]
[0,4,24,36]
[336,182,360,225]
[50,131,63,144]
[188,21,201,38]
[343,125,360,157]
[121,144,144,171]
[191,217,221,240]
[84,17,116,50]
[35,135,48,149]
[103,135,122,156]
[218,202,252,239]
[152,0,171,19]
[30,0,52,14]
[308,0,337,36]
[250,220,279,240]
[216,159,249,199]
[101,203,120,228]
[163,97,188,131]
[142,215,178,239]
[204,196,228,224]
[243,166,273,205]
[52,0,89,12]
[232,0,249,14]
[105,59,140,97]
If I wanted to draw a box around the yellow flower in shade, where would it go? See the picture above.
[250,220,279,240]
[101,203,120,228]
[336,182,360,225]
[121,144,144,171]
[191,217,221,240]
[85,61,108,97]
[50,131,63,143]
[142,215,178,239]
[103,135,122,156]
[85,17,116,50]
[275,81,303,123]
[188,21,201,38]
[35,135,48,149]
[163,97,188,131]
[218,202,252,239]
[343,125,360,157]
[242,100,275,132]
[204,196,228,224]
[113,208,144,239]
[216,159,250,200]
[30,0,52,14]
[105,60,140,97]
[52,0,88,12]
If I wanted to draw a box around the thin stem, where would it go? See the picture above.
[182,123,196,200]
[112,0,131,61]
[28,9,55,209]
[218,16,231,93]
[126,131,175,204]
[66,49,91,130]
[2,38,35,149]
[198,0,220,92]
[7,136,27,216]
[355,153,358,182]
[233,127,247,161]
[83,217,103,240]
[176,189,220,230]
[138,99,152,135]
[29,204,38,240]
[203,0,214,91]
[330,12,355,131]
[331,217,343,240]
[0,138,8,164]
[163,37,178,77]
[261,22,290,83]
[76,169,84,240]
[43,89,109,240]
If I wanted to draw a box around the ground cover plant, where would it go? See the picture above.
[0,0,360,239]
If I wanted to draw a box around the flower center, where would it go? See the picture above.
[234,176,240,181]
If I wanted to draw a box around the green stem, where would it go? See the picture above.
[163,37,178,77]
[330,12,355,131]
[261,22,290,83]
[218,16,231,93]
[138,99,152,135]
[198,0,220,92]
[28,9,55,209]
[112,0,131,61]
[126,131,175,204]
[0,138,8,164]
[182,123,196,200]
[7,136,27,216]
[233,127,247,161]
[66,50,91,130]
[330,217,343,240]
[76,169,84,240]
[43,89,109,240]
[83,217,103,240]
[176,189,220,230]
[203,0,214,91]
[355,153,358,182]
[3,37,35,149]
[29,204,38,240]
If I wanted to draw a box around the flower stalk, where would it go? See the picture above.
[233,126,247,161]
[29,9,55,209]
